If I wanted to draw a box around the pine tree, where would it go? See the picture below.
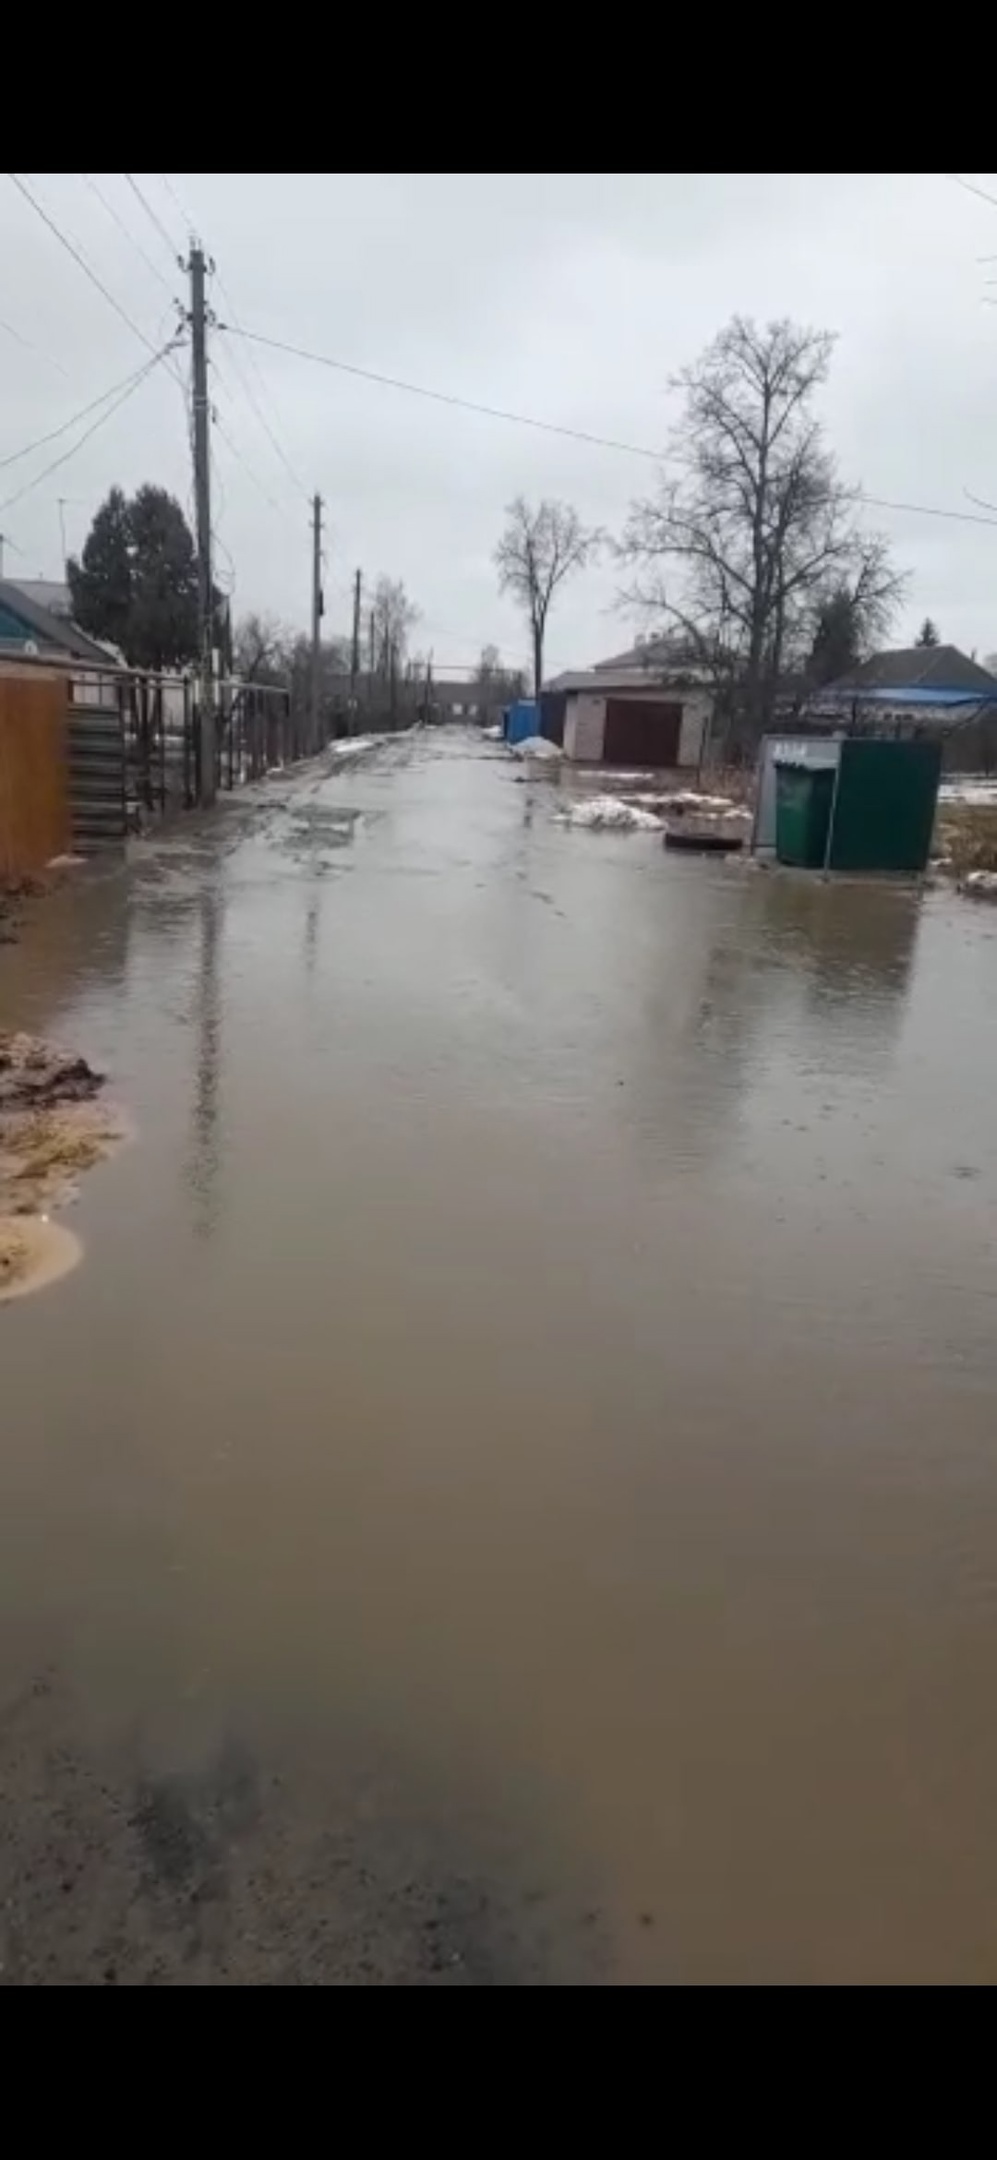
[67,486,133,654]
[67,485,201,669]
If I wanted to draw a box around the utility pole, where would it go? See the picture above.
[349,568,362,730]
[188,241,215,806]
[310,493,323,753]
[368,607,376,712]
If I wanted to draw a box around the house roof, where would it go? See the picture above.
[547,662,709,695]
[0,579,118,665]
[830,644,997,696]
[593,636,693,673]
[547,632,710,695]
[7,578,72,617]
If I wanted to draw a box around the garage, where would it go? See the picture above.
[603,698,682,767]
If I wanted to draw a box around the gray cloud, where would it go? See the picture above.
[3,173,997,673]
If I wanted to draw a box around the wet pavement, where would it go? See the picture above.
[3,727,997,1984]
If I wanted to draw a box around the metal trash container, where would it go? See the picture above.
[774,759,836,868]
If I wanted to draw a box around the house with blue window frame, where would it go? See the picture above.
[0,577,120,667]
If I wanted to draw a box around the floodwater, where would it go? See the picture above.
[3,729,997,1984]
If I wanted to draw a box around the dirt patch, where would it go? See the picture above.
[0,1032,118,1224]
[0,1032,104,1113]
[935,804,997,882]
[0,1216,82,1303]
[0,1219,30,1288]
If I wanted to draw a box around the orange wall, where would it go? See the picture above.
[0,671,71,880]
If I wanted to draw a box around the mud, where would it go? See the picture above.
[0,1674,604,1986]
[0,1031,115,1221]
[0,1216,82,1303]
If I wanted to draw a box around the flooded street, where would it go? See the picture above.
[4,727,997,1983]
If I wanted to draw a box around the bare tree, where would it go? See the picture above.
[371,576,420,682]
[495,497,601,697]
[473,642,525,718]
[620,317,905,747]
[233,610,292,686]
[915,616,941,648]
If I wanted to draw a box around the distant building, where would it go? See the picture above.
[547,638,713,768]
[812,644,997,771]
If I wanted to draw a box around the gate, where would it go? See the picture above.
[67,675,127,851]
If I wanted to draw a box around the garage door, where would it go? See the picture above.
[603,699,682,767]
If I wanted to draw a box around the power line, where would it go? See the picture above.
[950,173,997,213]
[212,403,286,516]
[860,492,997,530]
[0,313,70,380]
[0,343,177,516]
[160,174,193,234]
[219,321,997,531]
[7,172,184,386]
[124,173,182,263]
[220,323,666,460]
[214,306,310,502]
[161,173,310,504]
[0,353,178,472]
[82,174,175,296]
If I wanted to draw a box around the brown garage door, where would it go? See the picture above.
[603,698,682,768]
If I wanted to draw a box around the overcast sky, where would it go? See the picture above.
[3,173,997,677]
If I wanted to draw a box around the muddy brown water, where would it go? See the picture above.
[3,730,997,1984]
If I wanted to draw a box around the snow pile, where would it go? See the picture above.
[560,795,664,832]
[632,788,743,816]
[507,735,562,760]
[328,736,377,760]
[482,724,504,742]
[940,780,997,807]
[961,870,997,898]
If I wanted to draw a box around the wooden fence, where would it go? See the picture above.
[0,670,71,880]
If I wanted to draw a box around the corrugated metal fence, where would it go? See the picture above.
[67,668,297,849]
[2,657,343,863]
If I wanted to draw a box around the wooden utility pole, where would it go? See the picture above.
[349,568,362,729]
[368,607,376,710]
[310,493,323,753]
[189,242,215,806]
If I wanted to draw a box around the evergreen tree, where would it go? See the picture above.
[67,485,133,654]
[68,484,201,669]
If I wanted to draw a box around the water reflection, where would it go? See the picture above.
[184,883,223,1241]
[709,868,922,1078]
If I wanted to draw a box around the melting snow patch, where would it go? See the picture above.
[328,736,377,759]
[962,870,997,898]
[507,735,562,759]
[939,781,997,807]
[560,795,664,831]
[482,724,504,741]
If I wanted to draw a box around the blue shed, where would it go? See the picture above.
[504,698,539,746]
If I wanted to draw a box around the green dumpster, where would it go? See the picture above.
[774,759,836,868]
